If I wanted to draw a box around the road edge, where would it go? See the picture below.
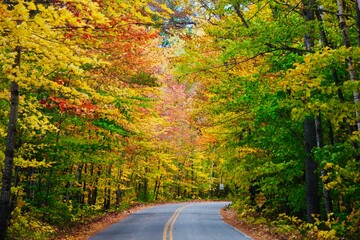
[220,207,276,240]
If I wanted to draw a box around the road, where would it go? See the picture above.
[89,201,251,240]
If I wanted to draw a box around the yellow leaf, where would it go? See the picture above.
[14,2,29,20]
[34,15,46,29]
[28,2,37,11]
[76,4,83,10]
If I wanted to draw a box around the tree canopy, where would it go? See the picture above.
[0,0,359,239]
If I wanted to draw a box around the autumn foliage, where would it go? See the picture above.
[174,0,360,239]
[0,0,211,239]
[1,0,360,240]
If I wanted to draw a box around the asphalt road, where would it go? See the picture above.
[89,202,252,240]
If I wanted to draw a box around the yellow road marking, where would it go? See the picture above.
[163,204,192,240]
[169,206,185,240]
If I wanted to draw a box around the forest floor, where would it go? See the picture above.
[54,202,279,240]
[220,208,281,240]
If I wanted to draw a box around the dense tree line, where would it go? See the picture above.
[176,0,360,239]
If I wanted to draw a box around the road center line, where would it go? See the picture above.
[163,204,192,240]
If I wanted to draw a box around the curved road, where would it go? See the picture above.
[90,202,251,240]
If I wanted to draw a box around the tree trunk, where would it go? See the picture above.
[0,82,19,238]
[103,165,111,210]
[336,0,360,131]
[314,115,333,216]
[115,186,122,209]
[0,45,21,240]
[81,163,87,206]
[302,0,321,223]
[154,176,161,200]
[91,167,100,206]
[88,164,94,205]
[314,115,323,148]
[75,162,83,207]
[304,117,321,222]
[143,176,148,201]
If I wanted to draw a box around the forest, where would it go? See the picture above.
[0,0,359,239]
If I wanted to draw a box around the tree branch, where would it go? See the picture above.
[178,50,275,81]
[265,42,313,55]
[233,4,249,28]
